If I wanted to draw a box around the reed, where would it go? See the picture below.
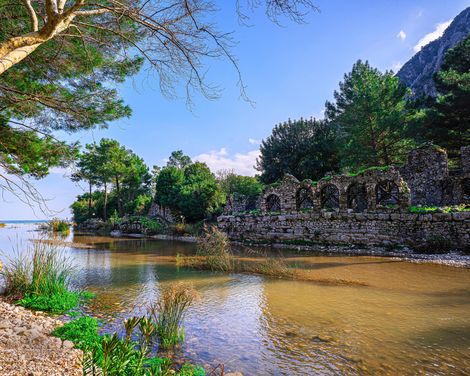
[195,226,234,272]
[151,283,198,349]
[0,242,81,313]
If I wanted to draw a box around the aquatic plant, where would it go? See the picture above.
[55,311,205,375]
[151,283,198,349]
[0,242,89,313]
[246,256,294,279]
[195,226,233,272]
[49,218,71,235]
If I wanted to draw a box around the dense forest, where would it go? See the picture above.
[71,34,469,225]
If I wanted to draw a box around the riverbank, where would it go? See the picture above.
[0,299,82,375]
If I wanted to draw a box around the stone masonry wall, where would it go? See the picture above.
[218,211,470,251]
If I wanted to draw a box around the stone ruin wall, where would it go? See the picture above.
[219,145,470,251]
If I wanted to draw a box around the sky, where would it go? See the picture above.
[1,0,469,220]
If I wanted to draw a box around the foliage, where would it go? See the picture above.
[53,284,201,375]
[411,34,470,160]
[217,170,264,197]
[325,60,416,170]
[257,118,340,184]
[167,151,192,169]
[155,154,225,223]
[409,205,470,214]
[150,283,198,349]
[51,316,101,351]
[0,242,88,313]
[49,218,71,234]
[71,139,151,222]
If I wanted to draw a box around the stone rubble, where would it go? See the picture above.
[0,299,82,376]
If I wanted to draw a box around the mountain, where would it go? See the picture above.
[396,7,470,97]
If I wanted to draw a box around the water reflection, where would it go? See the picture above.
[0,223,469,375]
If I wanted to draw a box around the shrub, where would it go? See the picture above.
[151,283,198,349]
[0,223,6,228]
[49,218,71,235]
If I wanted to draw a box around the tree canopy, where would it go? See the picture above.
[0,0,316,209]
[410,35,470,159]
[325,60,416,170]
[256,118,340,183]
[155,151,224,222]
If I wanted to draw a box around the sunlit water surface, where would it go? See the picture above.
[1,223,469,375]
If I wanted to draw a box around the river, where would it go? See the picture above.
[0,222,469,375]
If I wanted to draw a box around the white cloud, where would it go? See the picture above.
[248,138,261,145]
[413,19,452,52]
[397,30,406,41]
[193,148,260,176]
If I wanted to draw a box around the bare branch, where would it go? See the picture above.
[22,0,39,31]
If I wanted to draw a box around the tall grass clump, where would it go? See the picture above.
[195,226,234,272]
[151,283,198,349]
[0,242,86,313]
[49,218,71,235]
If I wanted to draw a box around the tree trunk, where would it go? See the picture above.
[0,17,75,75]
[115,176,122,217]
[103,181,108,221]
[88,181,92,216]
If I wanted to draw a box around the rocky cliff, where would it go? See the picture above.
[396,7,470,97]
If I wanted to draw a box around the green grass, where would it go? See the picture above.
[51,316,101,350]
[346,165,391,177]
[409,205,470,214]
[0,242,92,314]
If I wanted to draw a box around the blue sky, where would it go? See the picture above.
[1,0,469,219]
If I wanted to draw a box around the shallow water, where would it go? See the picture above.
[1,223,469,375]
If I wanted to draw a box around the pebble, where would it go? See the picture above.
[0,298,82,375]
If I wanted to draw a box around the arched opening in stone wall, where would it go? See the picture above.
[375,180,399,207]
[296,188,314,210]
[245,195,259,211]
[320,184,339,211]
[347,183,368,212]
[441,180,455,204]
[266,194,281,212]
[463,178,470,199]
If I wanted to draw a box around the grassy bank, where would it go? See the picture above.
[0,242,92,313]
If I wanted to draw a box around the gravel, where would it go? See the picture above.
[0,299,82,376]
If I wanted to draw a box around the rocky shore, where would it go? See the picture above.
[0,300,82,376]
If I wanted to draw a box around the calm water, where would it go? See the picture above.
[1,223,470,375]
